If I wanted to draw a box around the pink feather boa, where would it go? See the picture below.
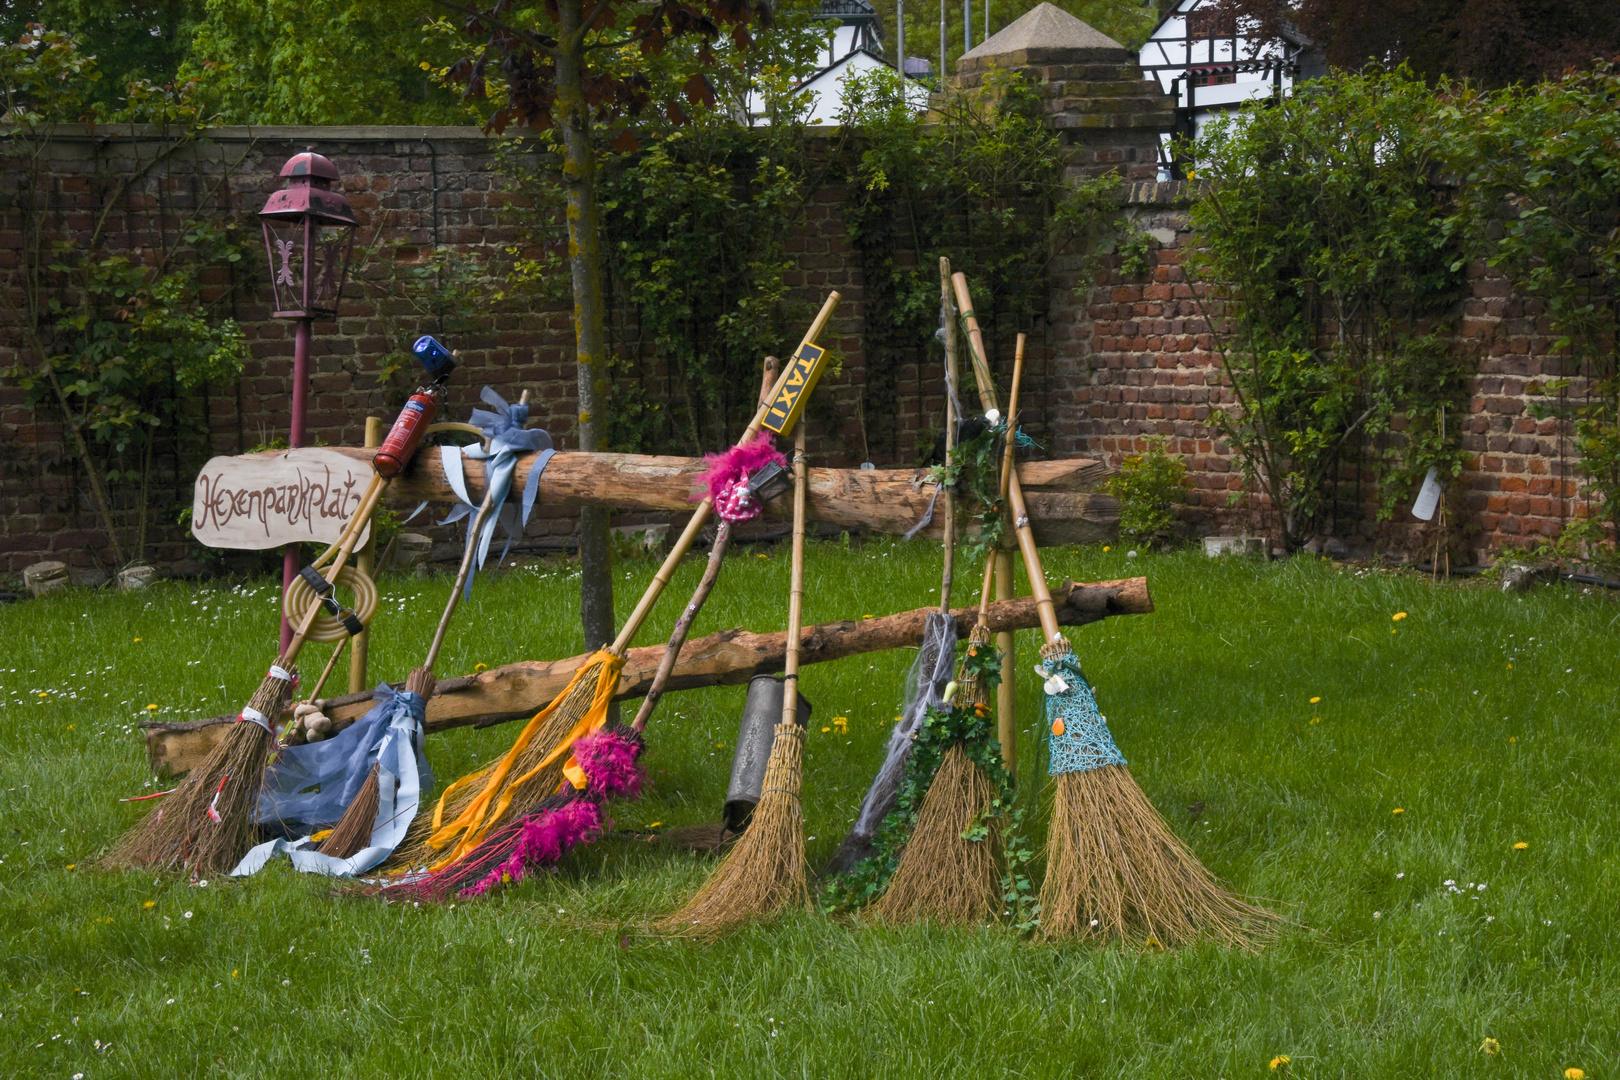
[695,432,783,503]
[572,727,644,799]
[460,800,605,898]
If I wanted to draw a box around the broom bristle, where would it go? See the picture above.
[317,764,380,859]
[1040,763,1281,948]
[657,722,807,938]
[873,743,1002,924]
[105,663,297,874]
[386,655,614,871]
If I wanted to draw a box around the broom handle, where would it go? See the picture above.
[421,391,532,673]
[302,637,350,704]
[975,334,1024,628]
[951,272,999,416]
[630,357,779,734]
[611,292,840,654]
[939,257,959,612]
[1002,338,1061,645]
[782,420,808,726]
[283,477,385,662]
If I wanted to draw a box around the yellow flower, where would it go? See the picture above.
[66,724,74,730]
[146,704,158,711]
[862,614,873,620]
[419,61,431,70]
[821,726,831,733]
[1506,662,1513,669]
[1269,1056,1290,1070]
[1102,546,1111,552]
[1392,612,1407,621]
[143,901,156,909]
[833,717,849,735]
[1310,717,1322,725]
[756,553,768,559]
[1565,1070,1584,1079]
[1481,1038,1500,1056]
[38,691,49,698]
[647,821,662,829]
[231,970,238,979]
[133,637,142,643]
[1310,696,1321,704]
[1509,736,1517,743]
[1392,808,1405,815]
[310,829,333,842]
[1513,841,1528,850]
[473,663,488,673]
[65,864,75,870]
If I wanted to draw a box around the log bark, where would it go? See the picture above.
[319,447,1115,545]
[141,577,1151,776]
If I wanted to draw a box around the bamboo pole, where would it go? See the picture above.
[940,257,960,612]
[350,415,385,693]
[951,273,1019,776]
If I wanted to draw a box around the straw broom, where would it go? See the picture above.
[657,417,812,937]
[871,337,1027,925]
[316,391,536,860]
[105,475,386,874]
[370,360,784,898]
[1001,426,1281,948]
[394,296,841,874]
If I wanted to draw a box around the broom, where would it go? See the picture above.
[311,389,539,862]
[825,259,963,877]
[368,359,786,899]
[394,295,841,874]
[869,337,1027,924]
[657,414,812,937]
[104,474,384,874]
[1000,424,1281,948]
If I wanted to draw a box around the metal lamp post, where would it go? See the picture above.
[259,150,359,651]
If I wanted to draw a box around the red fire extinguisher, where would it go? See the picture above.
[373,384,444,477]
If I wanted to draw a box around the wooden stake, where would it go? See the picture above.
[350,415,385,693]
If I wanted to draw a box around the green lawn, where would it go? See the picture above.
[1,542,1615,1078]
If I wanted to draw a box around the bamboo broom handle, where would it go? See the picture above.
[1003,344,1061,646]
[422,391,531,673]
[611,292,840,653]
[939,257,959,613]
[951,272,999,416]
[782,421,809,726]
[629,356,780,734]
[284,477,385,660]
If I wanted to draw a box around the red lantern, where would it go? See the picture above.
[258,151,358,318]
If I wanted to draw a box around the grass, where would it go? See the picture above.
[1,539,1616,1078]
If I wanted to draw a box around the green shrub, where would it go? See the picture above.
[1103,437,1189,544]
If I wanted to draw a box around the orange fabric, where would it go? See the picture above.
[423,651,623,871]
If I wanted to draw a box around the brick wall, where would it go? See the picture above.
[0,85,1595,578]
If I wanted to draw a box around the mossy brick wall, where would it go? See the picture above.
[0,94,1594,577]
[1043,181,1586,561]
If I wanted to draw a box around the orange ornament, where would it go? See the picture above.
[1051,719,1066,736]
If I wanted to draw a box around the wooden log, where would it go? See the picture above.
[140,577,1151,776]
[315,447,1115,546]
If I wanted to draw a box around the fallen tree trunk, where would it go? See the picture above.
[322,447,1117,545]
[142,577,1151,776]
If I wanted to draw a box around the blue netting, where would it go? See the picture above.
[1041,649,1126,776]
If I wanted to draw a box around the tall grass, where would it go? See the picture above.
[1,543,1614,1078]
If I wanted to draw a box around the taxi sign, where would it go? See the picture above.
[760,342,828,436]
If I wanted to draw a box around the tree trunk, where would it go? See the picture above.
[555,0,616,651]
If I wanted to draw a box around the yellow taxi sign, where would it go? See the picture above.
[761,342,828,436]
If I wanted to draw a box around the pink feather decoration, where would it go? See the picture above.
[695,432,783,503]
[572,728,644,799]
[460,800,606,898]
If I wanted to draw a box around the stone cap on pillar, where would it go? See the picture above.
[957,2,1130,73]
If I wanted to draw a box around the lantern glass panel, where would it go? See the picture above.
[260,217,354,317]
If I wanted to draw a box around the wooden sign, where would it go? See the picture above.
[761,342,828,436]
[191,449,373,550]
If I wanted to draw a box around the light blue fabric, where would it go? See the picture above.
[1040,650,1128,776]
[440,387,554,597]
[230,687,432,878]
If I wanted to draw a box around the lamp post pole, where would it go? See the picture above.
[282,318,312,651]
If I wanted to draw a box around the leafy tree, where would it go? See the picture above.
[1217,0,1620,88]
[2,0,204,113]
[1444,61,1620,553]
[183,0,472,125]
[1188,68,1471,548]
[441,0,771,649]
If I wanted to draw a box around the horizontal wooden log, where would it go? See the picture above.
[140,577,1150,776]
[317,447,1116,546]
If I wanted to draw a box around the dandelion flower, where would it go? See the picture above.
[1514,841,1528,850]
[1565,1070,1584,1079]
[1392,612,1407,621]
[473,663,488,673]
[821,726,831,733]
[1310,696,1321,704]
[146,704,158,712]
[1269,1056,1290,1070]
[1392,808,1404,815]
[143,901,156,909]
[1102,546,1111,552]
[647,822,662,829]
[1310,717,1322,725]
[1481,1038,1500,1056]
[132,638,141,643]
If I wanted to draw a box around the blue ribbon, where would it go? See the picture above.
[441,387,555,598]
